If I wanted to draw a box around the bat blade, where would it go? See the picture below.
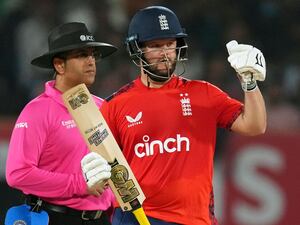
[62,84,148,217]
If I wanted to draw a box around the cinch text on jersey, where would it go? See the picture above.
[134,134,190,158]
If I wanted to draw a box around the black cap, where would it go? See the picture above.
[31,22,117,68]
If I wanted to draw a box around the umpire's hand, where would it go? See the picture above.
[81,152,111,196]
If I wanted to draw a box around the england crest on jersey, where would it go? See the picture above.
[180,93,192,116]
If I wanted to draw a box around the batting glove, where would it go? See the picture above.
[226,40,266,92]
[81,152,111,188]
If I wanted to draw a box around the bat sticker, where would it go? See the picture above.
[88,129,109,146]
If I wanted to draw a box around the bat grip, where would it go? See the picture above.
[132,207,151,225]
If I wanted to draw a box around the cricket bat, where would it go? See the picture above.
[62,84,150,225]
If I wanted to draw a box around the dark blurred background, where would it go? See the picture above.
[0,0,299,224]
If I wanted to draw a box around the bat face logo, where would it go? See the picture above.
[110,162,140,204]
[68,91,89,110]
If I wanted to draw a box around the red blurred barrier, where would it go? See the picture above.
[223,132,300,225]
[0,117,16,141]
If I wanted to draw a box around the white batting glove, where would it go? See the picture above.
[226,40,266,91]
[81,152,111,188]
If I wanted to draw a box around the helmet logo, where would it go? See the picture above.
[158,14,169,30]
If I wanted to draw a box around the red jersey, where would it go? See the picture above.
[100,75,243,225]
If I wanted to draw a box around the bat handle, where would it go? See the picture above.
[132,207,151,225]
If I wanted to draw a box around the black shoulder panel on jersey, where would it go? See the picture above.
[105,81,135,102]
[181,77,189,84]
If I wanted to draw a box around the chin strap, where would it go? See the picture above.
[147,75,150,88]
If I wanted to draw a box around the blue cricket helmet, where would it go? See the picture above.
[125,6,188,61]
[127,6,187,43]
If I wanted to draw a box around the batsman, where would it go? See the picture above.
[100,6,267,225]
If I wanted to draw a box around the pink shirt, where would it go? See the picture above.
[6,81,115,210]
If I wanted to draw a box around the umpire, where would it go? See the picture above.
[6,22,117,225]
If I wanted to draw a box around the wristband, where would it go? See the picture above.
[238,73,257,92]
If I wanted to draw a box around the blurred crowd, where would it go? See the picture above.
[0,0,299,133]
